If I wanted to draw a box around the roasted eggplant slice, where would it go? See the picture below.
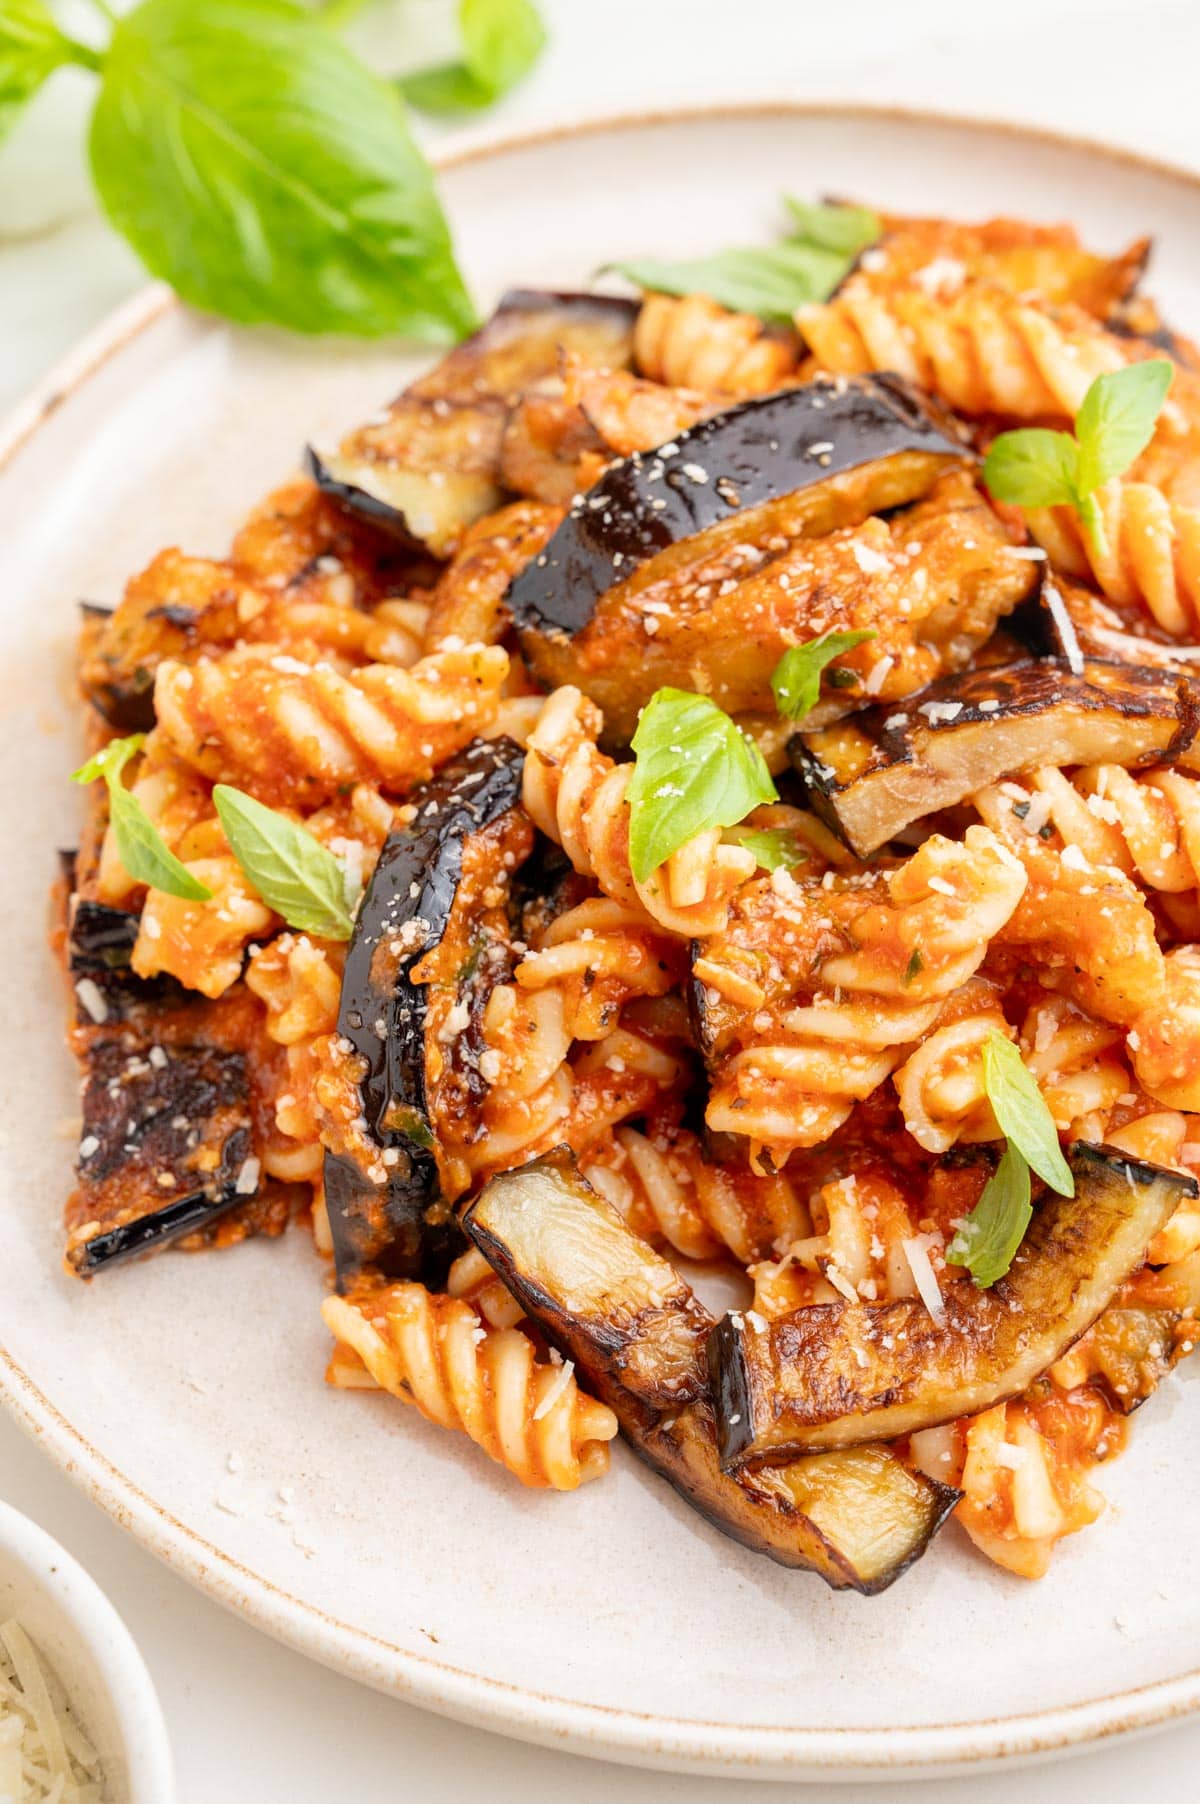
[1076,1251,1200,1411]
[507,375,976,741]
[710,1144,1194,1467]
[57,849,184,1024]
[65,1040,257,1274]
[793,657,1199,857]
[324,735,528,1290]
[465,1150,958,1592]
[310,290,638,557]
[508,373,968,633]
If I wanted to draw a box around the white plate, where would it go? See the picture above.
[4,105,1200,1783]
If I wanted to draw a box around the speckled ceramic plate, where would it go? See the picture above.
[4,106,1200,1781]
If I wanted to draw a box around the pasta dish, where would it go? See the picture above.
[55,204,1200,1593]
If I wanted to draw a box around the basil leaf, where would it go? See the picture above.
[945,1141,1033,1289]
[982,428,1080,511]
[400,0,546,114]
[0,0,78,145]
[724,826,808,873]
[627,688,777,883]
[982,1030,1074,1195]
[606,241,848,325]
[71,734,145,790]
[461,0,545,94]
[770,629,877,722]
[782,197,881,259]
[108,784,215,900]
[1075,359,1173,495]
[982,365,1172,554]
[398,61,495,112]
[214,784,356,939]
[71,733,213,901]
[89,0,476,340]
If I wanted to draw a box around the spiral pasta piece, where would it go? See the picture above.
[700,828,1027,1159]
[507,895,688,1041]
[579,1122,809,1263]
[245,932,346,1181]
[1016,764,1200,903]
[446,1245,526,1330]
[322,1282,618,1490]
[975,783,1166,1026]
[132,854,275,1000]
[893,980,1009,1152]
[912,1393,1113,1581]
[634,291,799,395]
[749,1168,935,1320]
[522,686,757,936]
[154,641,509,803]
[798,280,1127,419]
[1026,487,1200,637]
[451,1011,689,1195]
[1129,946,1200,1111]
[424,500,562,648]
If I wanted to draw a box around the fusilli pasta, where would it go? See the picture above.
[154,642,509,803]
[634,291,799,394]
[522,686,757,935]
[322,1281,617,1489]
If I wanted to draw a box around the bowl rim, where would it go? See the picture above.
[5,98,1200,1778]
[0,1497,175,1801]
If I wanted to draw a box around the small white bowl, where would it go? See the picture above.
[0,1499,173,1802]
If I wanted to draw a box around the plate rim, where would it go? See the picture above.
[5,98,1200,1778]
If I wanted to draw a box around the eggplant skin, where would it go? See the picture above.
[793,656,1199,857]
[465,1151,959,1592]
[506,372,969,641]
[310,291,638,553]
[710,1144,1195,1468]
[325,735,526,1292]
[66,1041,255,1274]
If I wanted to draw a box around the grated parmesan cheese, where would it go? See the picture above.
[0,1619,104,1801]
[532,1359,575,1420]
[902,1236,946,1325]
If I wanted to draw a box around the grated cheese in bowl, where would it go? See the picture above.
[0,1618,104,1802]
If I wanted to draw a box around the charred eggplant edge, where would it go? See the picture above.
[709,1143,1195,1467]
[464,1150,959,1593]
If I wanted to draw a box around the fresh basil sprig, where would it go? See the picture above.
[401,0,547,114]
[214,784,358,939]
[946,1030,1073,1288]
[88,0,475,339]
[1,0,479,340]
[771,629,877,722]
[1,0,92,144]
[626,688,777,883]
[946,1141,1033,1291]
[980,1031,1074,1195]
[607,199,881,325]
[72,735,213,901]
[782,197,881,258]
[983,361,1172,558]
[724,826,808,874]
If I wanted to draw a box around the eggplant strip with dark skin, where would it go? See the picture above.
[793,657,1200,857]
[465,1149,959,1593]
[52,849,294,1271]
[709,1144,1195,1468]
[310,290,638,557]
[66,1040,257,1274]
[324,735,529,1291]
[505,375,1041,743]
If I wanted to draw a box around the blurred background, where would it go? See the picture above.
[3,0,1199,1797]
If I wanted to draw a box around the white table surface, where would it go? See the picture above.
[3,1,1199,1797]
